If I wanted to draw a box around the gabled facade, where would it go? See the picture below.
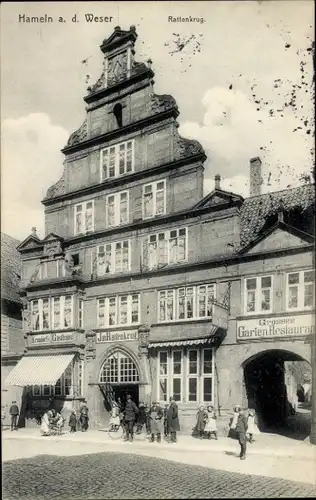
[6,26,315,432]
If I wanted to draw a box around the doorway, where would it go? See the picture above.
[112,384,139,408]
[243,349,311,439]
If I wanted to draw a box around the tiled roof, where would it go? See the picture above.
[239,184,315,247]
[1,233,22,304]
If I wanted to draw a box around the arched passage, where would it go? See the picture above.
[243,349,311,438]
[99,349,141,409]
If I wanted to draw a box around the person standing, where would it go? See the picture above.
[247,409,259,443]
[69,410,77,433]
[195,405,208,439]
[204,404,218,440]
[163,403,169,438]
[167,396,180,443]
[79,401,89,432]
[228,405,240,439]
[149,401,163,442]
[136,402,147,434]
[9,401,19,431]
[124,394,138,442]
[235,407,248,460]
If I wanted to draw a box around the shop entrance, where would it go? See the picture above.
[243,349,311,439]
[112,384,139,407]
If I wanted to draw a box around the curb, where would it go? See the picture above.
[3,433,316,461]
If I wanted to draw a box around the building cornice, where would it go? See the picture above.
[42,153,206,206]
[61,107,178,156]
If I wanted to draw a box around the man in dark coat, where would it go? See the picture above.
[9,401,19,431]
[235,408,248,460]
[124,394,138,442]
[167,396,180,443]
[79,401,89,432]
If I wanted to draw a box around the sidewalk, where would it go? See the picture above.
[3,427,316,461]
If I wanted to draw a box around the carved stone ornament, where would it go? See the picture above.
[174,131,205,160]
[44,239,62,257]
[138,324,150,357]
[67,119,88,147]
[150,93,177,115]
[85,330,96,360]
[45,172,66,199]
[107,52,128,86]
[29,264,40,284]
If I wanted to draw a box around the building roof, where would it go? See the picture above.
[239,184,315,247]
[1,233,22,304]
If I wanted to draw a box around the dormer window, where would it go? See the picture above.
[113,103,123,127]
[100,140,134,181]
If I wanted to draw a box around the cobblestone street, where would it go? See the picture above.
[2,438,316,499]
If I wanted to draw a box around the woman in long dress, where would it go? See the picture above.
[40,411,51,436]
[247,409,260,442]
[204,405,218,440]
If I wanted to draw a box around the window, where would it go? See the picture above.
[287,270,314,310]
[142,228,187,270]
[157,347,214,404]
[245,276,272,314]
[106,191,129,227]
[30,296,74,331]
[74,201,94,235]
[72,254,80,266]
[30,361,74,396]
[158,284,215,323]
[96,240,130,276]
[97,294,140,327]
[101,140,134,180]
[143,180,166,218]
[99,351,139,383]
[113,103,123,127]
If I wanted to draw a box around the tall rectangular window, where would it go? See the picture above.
[96,294,140,328]
[143,180,166,218]
[106,191,129,227]
[74,201,94,235]
[287,270,314,310]
[157,348,214,404]
[158,284,215,323]
[96,240,130,276]
[245,276,272,314]
[101,140,134,181]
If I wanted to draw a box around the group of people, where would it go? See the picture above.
[40,401,90,436]
[109,394,180,443]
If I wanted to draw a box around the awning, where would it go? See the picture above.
[4,353,75,387]
[148,338,217,348]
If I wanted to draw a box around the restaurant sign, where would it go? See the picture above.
[96,330,139,343]
[32,332,73,344]
[237,314,315,341]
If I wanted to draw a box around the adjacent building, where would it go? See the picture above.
[1,233,24,425]
[5,26,315,432]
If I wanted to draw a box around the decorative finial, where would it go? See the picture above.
[147,58,153,69]
[130,25,136,32]
[114,25,121,31]
[215,174,221,190]
[278,199,284,222]
[31,227,37,236]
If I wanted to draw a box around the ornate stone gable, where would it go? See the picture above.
[45,169,66,199]
[107,51,128,86]
[42,233,64,256]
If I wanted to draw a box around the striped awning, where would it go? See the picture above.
[148,338,216,348]
[4,353,75,387]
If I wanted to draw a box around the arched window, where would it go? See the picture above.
[113,103,123,127]
[99,351,139,383]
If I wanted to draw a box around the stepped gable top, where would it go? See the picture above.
[1,233,21,304]
[239,184,315,247]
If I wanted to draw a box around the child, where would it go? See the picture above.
[196,405,208,439]
[69,410,77,433]
[247,409,259,442]
[204,405,218,440]
[228,405,240,439]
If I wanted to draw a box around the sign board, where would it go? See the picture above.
[31,332,73,344]
[96,330,139,343]
[212,303,229,330]
[237,314,315,341]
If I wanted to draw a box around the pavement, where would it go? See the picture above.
[2,439,316,499]
[2,427,316,488]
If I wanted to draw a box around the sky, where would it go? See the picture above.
[1,1,314,241]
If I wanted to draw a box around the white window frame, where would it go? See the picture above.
[97,294,140,328]
[78,299,84,329]
[74,200,95,236]
[158,284,216,323]
[106,190,129,227]
[142,179,166,219]
[30,295,74,331]
[143,228,188,270]
[96,240,131,276]
[244,275,273,315]
[286,269,314,311]
[156,347,215,405]
[100,140,134,181]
